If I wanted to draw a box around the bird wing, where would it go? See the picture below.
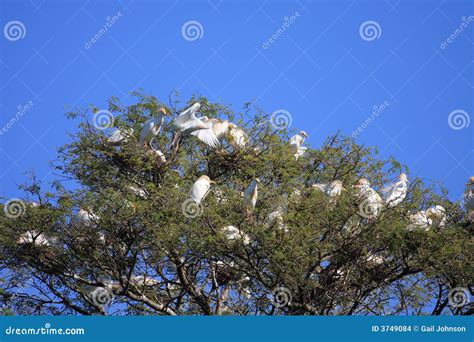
[229,127,247,147]
[385,181,407,205]
[191,126,220,148]
[212,122,230,139]
[173,105,199,128]
[108,129,125,144]
[312,183,328,193]
[289,134,302,145]
[139,119,155,144]
[190,180,210,204]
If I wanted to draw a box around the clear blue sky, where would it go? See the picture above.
[0,0,472,201]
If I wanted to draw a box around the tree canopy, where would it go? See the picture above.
[0,93,472,315]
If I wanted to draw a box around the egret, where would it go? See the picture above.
[244,178,260,212]
[172,103,219,148]
[384,173,408,208]
[221,226,250,245]
[267,208,289,233]
[228,124,247,149]
[289,131,308,160]
[130,275,159,287]
[149,148,167,163]
[190,175,215,205]
[73,209,99,227]
[464,176,474,220]
[354,178,384,220]
[406,210,431,231]
[190,117,222,148]
[139,107,169,147]
[107,127,134,146]
[17,230,57,246]
[312,180,346,198]
[426,205,446,229]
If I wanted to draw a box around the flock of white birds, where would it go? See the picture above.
[15,103,474,281]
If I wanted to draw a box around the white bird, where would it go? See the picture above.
[244,178,260,212]
[267,208,289,233]
[426,205,446,230]
[73,209,99,227]
[139,107,169,147]
[312,180,346,198]
[149,149,166,163]
[406,210,431,231]
[228,124,247,149]
[17,230,57,246]
[354,178,384,219]
[464,176,474,221]
[190,175,215,205]
[172,103,220,148]
[190,117,222,148]
[289,131,308,160]
[384,173,408,208]
[130,275,159,287]
[221,226,250,245]
[107,127,134,146]
[191,118,227,144]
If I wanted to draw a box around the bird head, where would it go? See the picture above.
[332,180,347,191]
[191,102,201,112]
[466,176,474,186]
[426,205,445,220]
[354,178,370,189]
[199,175,217,184]
[200,175,216,184]
[300,131,308,138]
[158,107,170,116]
[399,173,408,182]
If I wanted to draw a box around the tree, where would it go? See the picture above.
[0,93,472,315]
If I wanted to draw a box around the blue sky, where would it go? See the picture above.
[0,0,472,201]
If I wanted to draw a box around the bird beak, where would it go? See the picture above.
[210,180,217,184]
[160,108,170,116]
[341,187,348,192]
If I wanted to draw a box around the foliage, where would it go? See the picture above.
[0,93,472,315]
